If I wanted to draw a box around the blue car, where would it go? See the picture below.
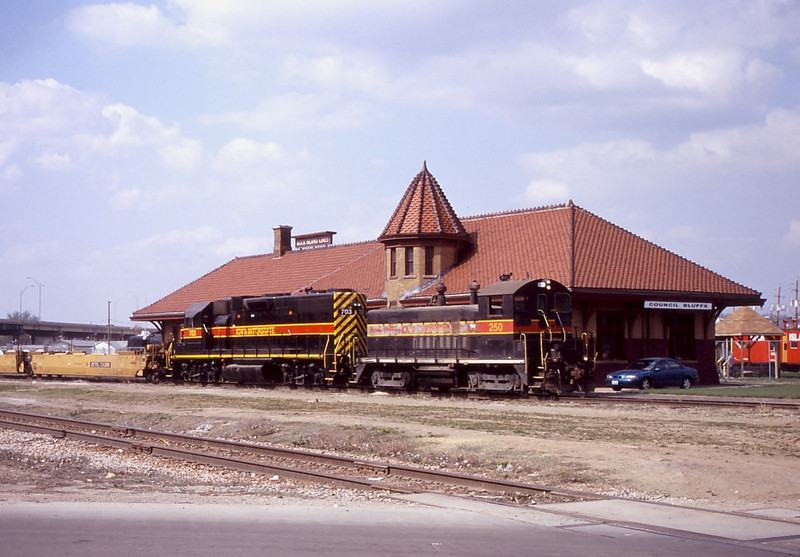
[605,358,698,391]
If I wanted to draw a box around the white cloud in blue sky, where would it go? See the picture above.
[2,0,799,324]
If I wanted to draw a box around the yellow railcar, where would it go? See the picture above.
[0,352,25,374]
[30,352,146,379]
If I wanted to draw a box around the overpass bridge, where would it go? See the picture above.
[0,318,152,348]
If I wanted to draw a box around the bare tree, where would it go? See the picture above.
[6,310,39,323]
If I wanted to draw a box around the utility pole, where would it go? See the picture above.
[773,286,785,326]
[26,276,43,321]
[107,301,111,355]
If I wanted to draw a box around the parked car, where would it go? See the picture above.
[605,358,698,391]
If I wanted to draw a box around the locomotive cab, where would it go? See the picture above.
[478,278,592,394]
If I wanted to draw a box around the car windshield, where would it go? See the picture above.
[627,359,657,370]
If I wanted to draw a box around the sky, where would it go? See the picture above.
[2,0,800,327]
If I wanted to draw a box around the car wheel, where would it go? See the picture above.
[611,386,622,392]
[680,377,692,390]
[640,377,652,390]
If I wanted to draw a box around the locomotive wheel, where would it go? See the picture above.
[369,370,381,389]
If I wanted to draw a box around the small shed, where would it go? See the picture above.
[715,307,784,377]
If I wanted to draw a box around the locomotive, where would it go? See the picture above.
[170,290,366,386]
[165,278,595,395]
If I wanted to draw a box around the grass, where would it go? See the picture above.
[655,381,800,399]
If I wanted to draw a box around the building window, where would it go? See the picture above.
[597,311,624,360]
[389,248,397,278]
[404,246,414,276]
[669,313,696,360]
[424,246,434,276]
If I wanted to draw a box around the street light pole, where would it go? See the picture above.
[19,285,33,317]
[26,276,44,321]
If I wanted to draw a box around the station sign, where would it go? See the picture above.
[644,301,712,310]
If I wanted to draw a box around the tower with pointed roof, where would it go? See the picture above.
[378,162,472,305]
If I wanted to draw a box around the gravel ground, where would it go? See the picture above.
[0,428,398,506]
[1,379,799,511]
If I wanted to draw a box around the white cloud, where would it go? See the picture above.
[640,50,744,96]
[524,179,570,206]
[1,164,22,181]
[159,138,203,169]
[215,138,288,171]
[208,93,374,132]
[134,226,220,251]
[672,107,800,168]
[33,152,73,171]
[66,1,444,49]
[65,3,206,48]
[521,106,800,201]
[786,220,800,246]
[520,139,659,199]
[210,236,265,258]
[101,103,181,148]
[110,187,143,210]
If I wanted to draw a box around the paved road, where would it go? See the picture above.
[2,497,799,556]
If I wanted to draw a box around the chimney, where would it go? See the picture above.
[273,225,292,257]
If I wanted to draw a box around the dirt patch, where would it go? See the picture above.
[1,380,798,511]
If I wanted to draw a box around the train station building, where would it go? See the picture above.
[132,162,763,384]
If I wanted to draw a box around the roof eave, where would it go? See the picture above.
[131,311,185,322]
[571,288,764,307]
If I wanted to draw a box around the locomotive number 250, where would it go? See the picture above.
[488,322,505,332]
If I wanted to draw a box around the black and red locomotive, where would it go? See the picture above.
[162,278,594,395]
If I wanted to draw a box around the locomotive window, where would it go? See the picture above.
[489,296,504,315]
[536,294,548,314]
[554,292,572,313]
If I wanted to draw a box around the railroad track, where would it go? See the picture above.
[4,373,799,411]
[0,409,598,505]
[4,409,800,554]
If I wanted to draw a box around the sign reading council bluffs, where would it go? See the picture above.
[644,301,712,310]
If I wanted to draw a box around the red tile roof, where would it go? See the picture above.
[133,241,385,320]
[379,161,469,240]
[433,203,761,301]
[133,202,762,321]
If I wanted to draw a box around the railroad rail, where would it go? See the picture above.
[0,409,597,504]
